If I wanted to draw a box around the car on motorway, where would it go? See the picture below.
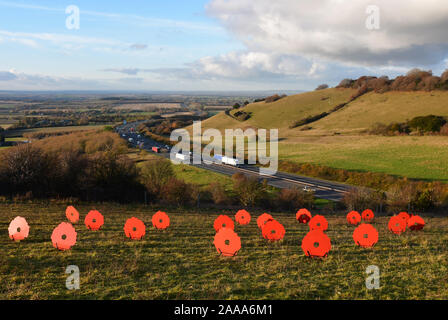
[303,186,316,193]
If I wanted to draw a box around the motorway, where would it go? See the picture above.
[116,122,354,201]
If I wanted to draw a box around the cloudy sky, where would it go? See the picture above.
[0,0,448,91]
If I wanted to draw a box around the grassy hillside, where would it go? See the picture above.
[311,91,448,133]
[194,89,448,182]
[199,88,356,132]
[1,202,447,299]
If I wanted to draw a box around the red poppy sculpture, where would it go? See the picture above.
[309,215,328,231]
[213,215,234,232]
[152,211,170,230]
[51,222,77,251]
[296,209,312,224]
[213,227,241,257]
[362,209,375,222]
[257,213,273,229]
[235,210,251,225]
[301,230,331,258]
[388,216,407,235]
[408,215,425,231]
[66,206,80,224]
[346,211,361,226]
[84,210,104,231]
[8,216,30,241]
[398,212,411,223]
[124,217,146,240]
[262,219,286,241]
[353,224,378,248]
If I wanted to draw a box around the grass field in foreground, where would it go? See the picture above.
[1,203,447,300]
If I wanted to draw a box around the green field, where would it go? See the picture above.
[0,203,447,300]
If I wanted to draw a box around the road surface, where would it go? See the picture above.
[116,122,354,201]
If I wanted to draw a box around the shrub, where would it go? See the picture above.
[162,178,193,206]
[140,159,175,201]
[315,84,329,90]
[276,188,314,210]
[208,182,230,205]
[232,173,266,207]
[408,115,446,133]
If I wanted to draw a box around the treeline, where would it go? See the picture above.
[337,68,448,97]
[278,160,448,212]
[370,115,448,136]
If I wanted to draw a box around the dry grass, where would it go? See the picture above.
[0,202,447,300]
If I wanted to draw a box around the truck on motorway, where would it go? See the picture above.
[175,153,189,161]
[152,146,161,153]
[213,154,240,167]
[128,138,134,143]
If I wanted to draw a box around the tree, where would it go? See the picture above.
[0,127,4,145]
[315,84,329,90]
[140,159,175,200]
[233,103,241,109]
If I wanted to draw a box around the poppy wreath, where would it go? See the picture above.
[66,206,80,224]
[51,222,77,251]
[257,213,273,229]
[235,210,251,225]
[8,216,30,241]
[362,209,375,222]
[388,216,407,235]
[353,224,378,248]
[398,212,411,223]
[346,211,361,226]
[213,215,234,232]
[301,230,331,258]
[262,219,286,241]
[152,211,170,230]
[309,215,328,231]
[85,210,104,231]
[296,209,312,224]
[408,215,425,231]
[213,227,241,257]
[124,217,146,240]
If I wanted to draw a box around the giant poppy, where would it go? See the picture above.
[152,211,170,230]
[388,216,406,235]
[66,206,79,224]
[257,213,273,229]
[8,216,30,241]
[235,210,251,225]
[213,227,241,257]
[124,217,146,240]
[301,230,331,258]
[213,215,234,232]
[397,212,410,223]
[362,209,375,222]
[408,215,425,231]
[296,209,312,224]
[262,219,286,241]
[51,222,77,251]
[346,211,361,226]
[353,224,378,248]
[309,215,328,231]
[85,210,104,231]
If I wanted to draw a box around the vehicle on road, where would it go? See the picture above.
[303,186,316,193]
[175,153,189,162]
[152,146,161,153]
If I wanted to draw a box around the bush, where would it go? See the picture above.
[208,182,230,205]
[315,84,329,90]
[342,188,384,211]
[162,178,193,206]
[232,173,266,207]
[275,188,314,210]
[408,115,446,133]
[140,159,175,201]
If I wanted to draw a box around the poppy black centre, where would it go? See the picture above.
[396,223,400,227]
[93,219,96,223]
[225,240,230,245]
[317,223,321,226]
[271,230,276,234]
[133,227,137,232]
[62,234,67,240]
[222,223,226,227]
[17,227,21,232]
[159,219,163,223]
[363,234,369,239]
[313,242,320,248]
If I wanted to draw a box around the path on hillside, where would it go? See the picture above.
[116,122,355,202]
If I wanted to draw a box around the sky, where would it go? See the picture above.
[0,0,448,91]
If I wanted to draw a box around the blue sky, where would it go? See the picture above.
[0,0,448,91]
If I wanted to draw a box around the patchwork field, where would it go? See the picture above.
[1,203,447,300]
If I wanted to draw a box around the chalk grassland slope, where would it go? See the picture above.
[199,88,357,132]
[196,89,448,181]
[1,203,447,299]
[311,91,448,133]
